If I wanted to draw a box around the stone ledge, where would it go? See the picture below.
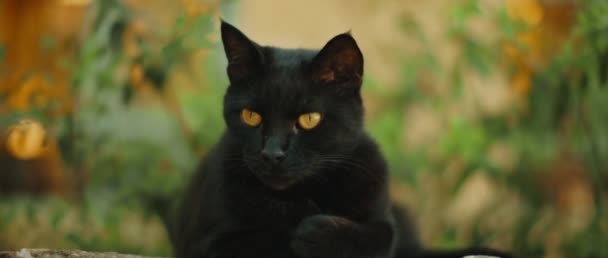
[0,249,163,258]
[0,249,500,258]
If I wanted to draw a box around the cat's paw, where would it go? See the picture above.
[291,215,352,258]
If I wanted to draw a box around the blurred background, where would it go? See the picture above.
[0,0,607,257]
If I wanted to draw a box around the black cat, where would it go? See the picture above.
[171,20,512,258]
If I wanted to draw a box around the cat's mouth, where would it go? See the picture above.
[258,173,300,191]
[244,157,305,190]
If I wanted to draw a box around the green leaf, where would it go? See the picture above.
[0,44,5,63]
[51,205,66,230]
[451,164,476,194]
[122,84,134,104]
[462,37,492,76]
[65,232,89,247]
[471,218,496,246]
[0,203,18,227]
[25,201,37,223]
[173,14,188,32]
[40,34,57,50]
[144,65,167,91]
[437,226,462,248]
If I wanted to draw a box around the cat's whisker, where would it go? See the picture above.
[315,156,382,183]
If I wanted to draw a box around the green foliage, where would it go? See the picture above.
[448,0,495,76]
[563,220,608,258]
[2,0,223,255]
[180,87,225,149]
[0,196,171,255]
[367,1,608,257]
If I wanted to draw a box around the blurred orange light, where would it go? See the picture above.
[6,119,48,160]
[60,0,92,6]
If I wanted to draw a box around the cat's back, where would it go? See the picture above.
[173,134,230,241]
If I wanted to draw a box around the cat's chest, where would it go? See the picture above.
[228,188,322,224]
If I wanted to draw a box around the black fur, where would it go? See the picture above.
[171,21,511,258]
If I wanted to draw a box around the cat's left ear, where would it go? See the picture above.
[312,32,363,87]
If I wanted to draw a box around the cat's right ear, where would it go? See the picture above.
[221,20,263,83]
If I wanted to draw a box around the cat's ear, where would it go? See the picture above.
[221,20,263,83]
[312,32,363,87]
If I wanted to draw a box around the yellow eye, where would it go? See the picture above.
[298,112,322,130]
[241,108,262,127]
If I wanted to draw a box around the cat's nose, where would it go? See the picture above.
[261,135,287,164]
[261,149,286,164]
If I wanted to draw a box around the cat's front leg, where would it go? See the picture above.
[291,214,393,258]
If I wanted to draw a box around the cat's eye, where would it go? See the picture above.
[241,108,262,127]
[298,112,322,130]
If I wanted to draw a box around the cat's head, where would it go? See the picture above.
[220,21,365,190]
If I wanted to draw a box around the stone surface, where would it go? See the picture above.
[0,249,502,258]
[0,249,164,258]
